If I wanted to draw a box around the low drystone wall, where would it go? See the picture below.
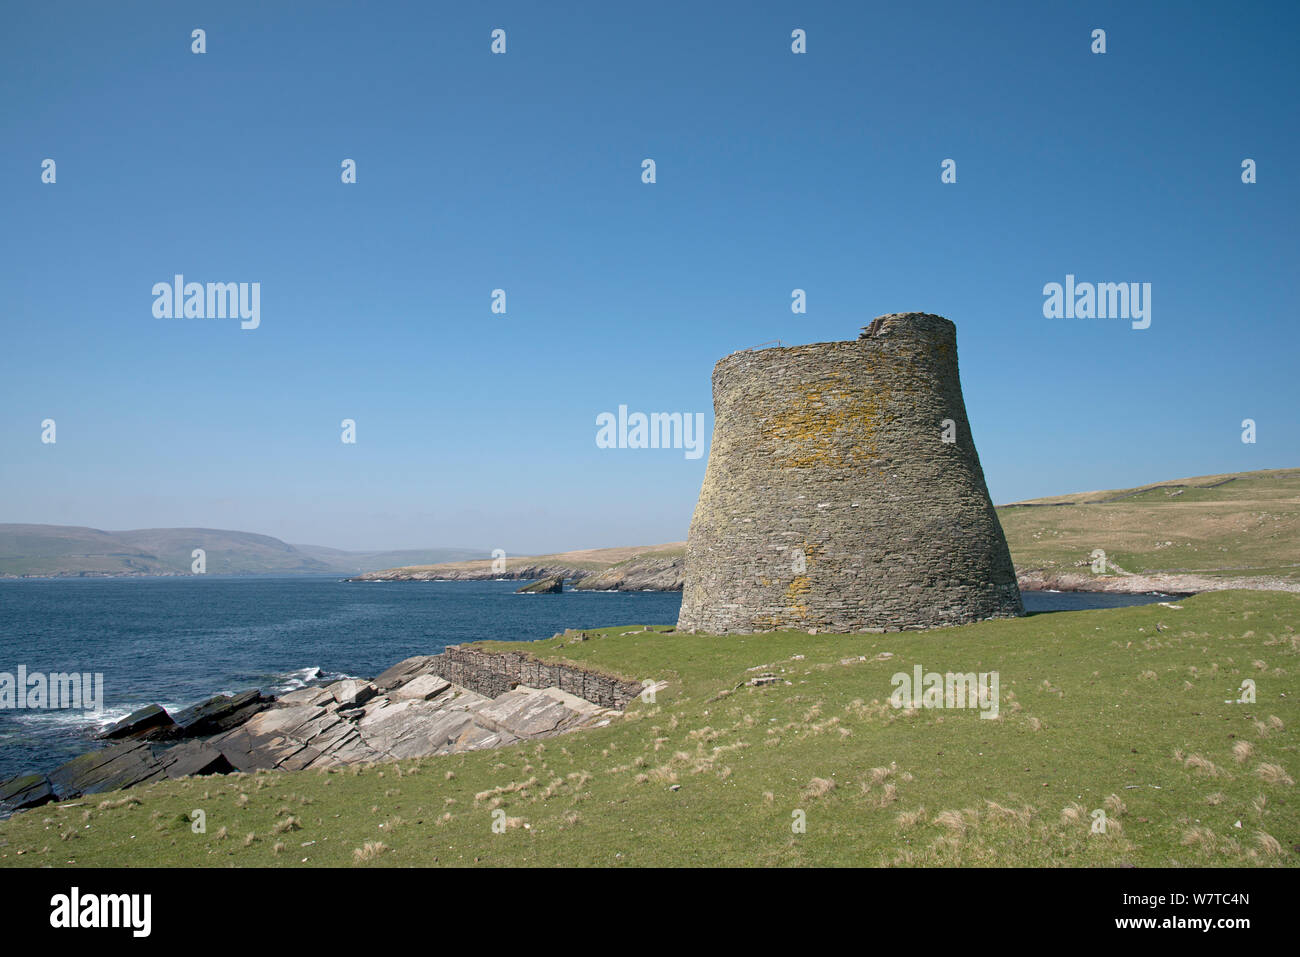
[431,646,643,710]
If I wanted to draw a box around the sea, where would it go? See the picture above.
[0,578,1173,784]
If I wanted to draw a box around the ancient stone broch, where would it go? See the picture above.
[677,312,1024,634]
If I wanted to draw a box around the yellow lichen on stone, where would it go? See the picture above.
[763,382,888,469]
[785,575,811,618]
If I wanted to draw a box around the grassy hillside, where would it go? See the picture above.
[3,590,1294,867]
[997,468,1300,582]
[0,525,481,577]
[288,544,484,574]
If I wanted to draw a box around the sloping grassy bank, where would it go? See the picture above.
[1,591,1295,867]
[999,468,1300,583]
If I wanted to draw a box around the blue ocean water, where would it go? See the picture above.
[0,578,1171,783]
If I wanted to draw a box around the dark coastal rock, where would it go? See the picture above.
[47,740,166,799]
[0,773,56,812]
[156,740,236,779]
[170,689,269,738]
[97,703,175,741]
[516,575,564,594]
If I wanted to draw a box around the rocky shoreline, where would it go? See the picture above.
[351,551,685,591]
[0,636,649,817]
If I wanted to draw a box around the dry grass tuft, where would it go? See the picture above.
[96,797,141,811]
[352,841,389,862]
[1254,763,1294,786]
[934,809,967,833]
[1255,831,1282,856]
[1181,753,1224,777]
[1060,802,1086,825]
[801,777,836,800]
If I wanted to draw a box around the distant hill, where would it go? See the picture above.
[0,525,483,578]
[997,467,1300,588]
[289,543,489,576]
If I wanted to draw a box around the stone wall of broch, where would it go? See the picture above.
[677,313,1024,634]
[431,646,644,709]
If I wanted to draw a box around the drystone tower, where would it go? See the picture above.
[677,312,1023,634]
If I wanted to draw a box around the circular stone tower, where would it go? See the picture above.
[677,313,1023,634]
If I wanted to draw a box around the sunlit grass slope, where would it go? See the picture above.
[1,591,1295,867]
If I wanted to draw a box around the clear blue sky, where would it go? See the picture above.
[2,1,1295,553]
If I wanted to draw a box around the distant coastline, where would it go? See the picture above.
[5,467,1297,594]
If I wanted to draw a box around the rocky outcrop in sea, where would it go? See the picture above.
[516,575,564,593]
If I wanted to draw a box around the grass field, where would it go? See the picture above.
[998,468,1300,582]
[2,590,1295,867]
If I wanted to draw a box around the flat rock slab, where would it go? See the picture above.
[470,686,612,739]
[373,655,441,691]
[47,740,167,799]
[444,723,519,754]
[157,740,236,779]
[360,704,482,759]
[0,773,56,812]
[97,703,175,741]
[208,704,386,771]
[389,674,451,701]
[171,689,269,738]
[275,687,334,708]
[326,679,378,709]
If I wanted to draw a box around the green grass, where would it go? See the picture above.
[999,468,1300,581]
[2,591,1296,867]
